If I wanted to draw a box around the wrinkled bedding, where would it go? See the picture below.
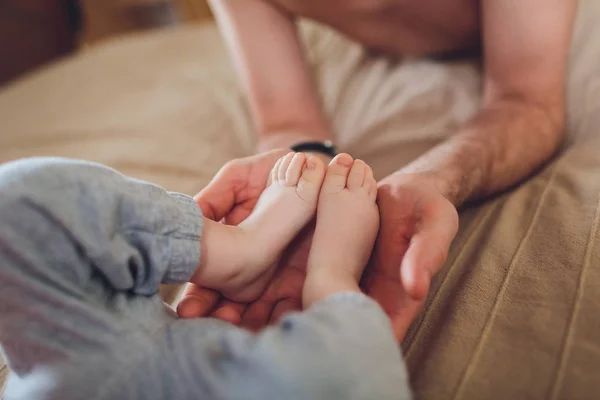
[1,0,600,397]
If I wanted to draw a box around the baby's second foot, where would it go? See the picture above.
[194,152,325,301]
[303,154,380,308]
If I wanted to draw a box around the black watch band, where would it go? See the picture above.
[290,140,337,157]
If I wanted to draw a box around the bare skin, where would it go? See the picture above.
[179,0,579,340]
[191,152,379,308]
[262,0,481,60]
[303,154,379,307]
[193,152,326,301]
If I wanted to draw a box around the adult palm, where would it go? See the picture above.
[177,149,311,326]
[178,152,459,341]
[361,174,459,338]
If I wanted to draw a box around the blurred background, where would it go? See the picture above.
[0,0,213,86]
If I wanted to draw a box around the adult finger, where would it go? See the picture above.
[389,296,426,341]
[194,160,246,221]
[176,283,220,318]
[241,300,274,331]
[270,298,301,323]
[195,150,287,221]
[400,206,458,300]
[223,200,256,226]
[363,273,424,342]
[212,299,247,326]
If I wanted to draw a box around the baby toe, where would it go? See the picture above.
[347,159,367,191]
[322,153,353,194]
[271,157,284,184]
[296,155,326,204]
[285,153,307,186]
[363,164,376,187]
[300,155,325,185]
[278,152,295,182]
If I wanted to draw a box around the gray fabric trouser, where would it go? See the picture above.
[0,157,410,400]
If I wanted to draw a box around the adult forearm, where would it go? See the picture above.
[209,0,333,150]
[397,97,565,206]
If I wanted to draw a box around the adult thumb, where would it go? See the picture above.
[194,160,246,221]
[400,206,458,300]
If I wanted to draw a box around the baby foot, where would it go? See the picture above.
[194,152,325,302]
[303,153,380,308]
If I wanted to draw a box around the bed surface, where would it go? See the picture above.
[2,0,600,398]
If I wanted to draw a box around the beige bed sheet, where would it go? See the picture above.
[1,0,600,398]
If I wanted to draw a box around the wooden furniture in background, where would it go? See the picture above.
[80,0,213,43]
[0,0,213,86]
[80,0,178,44]
[177,0,213,20]
[0,0,78,85]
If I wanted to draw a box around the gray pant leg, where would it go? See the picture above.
[0,157,204,374]
[0,157,412,400]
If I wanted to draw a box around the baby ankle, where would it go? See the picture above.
[303,272,361,308]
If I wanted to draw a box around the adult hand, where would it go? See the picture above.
[362,173,459,339]
[181,222,315,327]
[176,149,287,321]
[179,162,459,340]
[177,147,332,325]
